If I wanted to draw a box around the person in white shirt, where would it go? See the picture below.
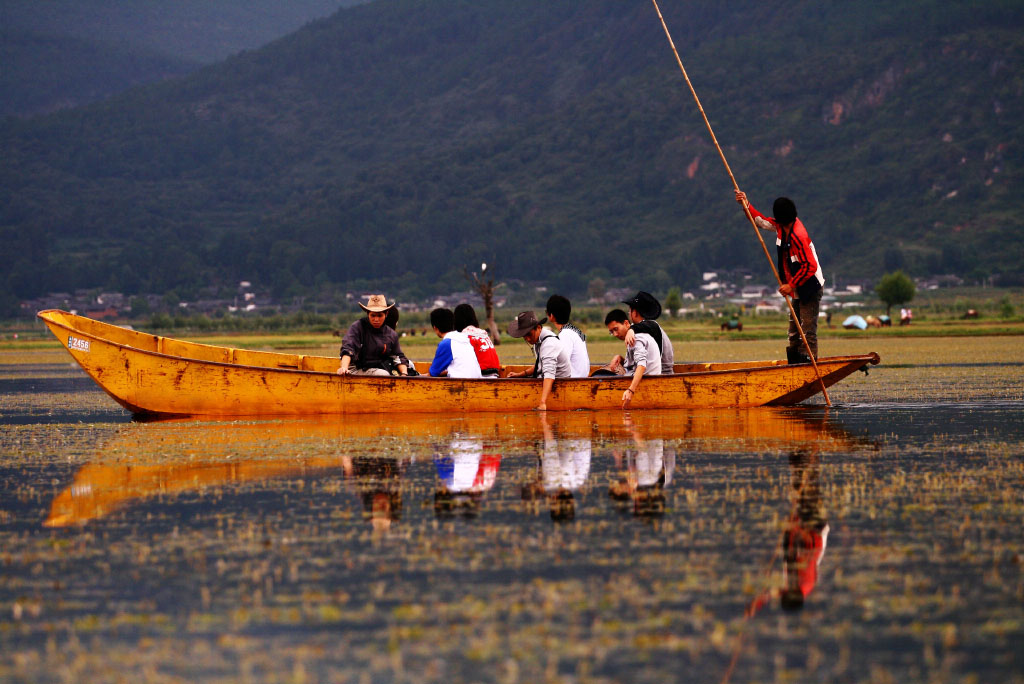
[545,294,591,378]
[428,308,482,379]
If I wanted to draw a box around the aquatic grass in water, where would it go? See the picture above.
[1,337,1022,683]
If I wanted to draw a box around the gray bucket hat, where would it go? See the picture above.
[507,311,543,338]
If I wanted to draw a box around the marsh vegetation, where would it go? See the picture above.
[1,336,1022,683]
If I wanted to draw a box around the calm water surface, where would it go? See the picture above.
[1,361,1022,684]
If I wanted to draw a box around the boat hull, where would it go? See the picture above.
[38,310,879,417]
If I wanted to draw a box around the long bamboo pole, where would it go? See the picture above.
[649,0,831,406]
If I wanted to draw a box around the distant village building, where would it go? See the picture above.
[754,300,783,315]
[741,285,771,299]
[84,306,119,320]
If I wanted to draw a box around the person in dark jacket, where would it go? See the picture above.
[736,190,825,363]
[337,294,411,376]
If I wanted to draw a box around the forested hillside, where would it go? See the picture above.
[0,0,362,116]
[1,0,1022,314]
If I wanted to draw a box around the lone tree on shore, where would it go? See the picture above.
[875,270,916,316]
[464,263,501,345]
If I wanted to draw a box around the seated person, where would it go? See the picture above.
[337,294,410,376]
[506,311,572,411]
[545,294,591,378]
[453,303,501,377]
[597,308,661,408]
[622,291,675,374]
[428,308,482,378]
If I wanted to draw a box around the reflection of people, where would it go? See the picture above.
[505,311,572,411]
[433,437,501,518]
[780,451,829,610]
[735,190,824,363]
[545,294,591,378]
[597,309,661,409]
[454,303,501,377]
[337,294,411,376]
[748,451,829,614]
[428,308,482,378]
[521,414,592,522]
[349,456,408,532]
[608,415,674,517]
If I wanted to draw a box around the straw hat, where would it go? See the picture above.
[358,294,395,313]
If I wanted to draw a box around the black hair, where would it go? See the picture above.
[780,588,805,611]
[549,489,576,522]
[430,307,455,333]
[773,197,798,225]
[545,294,572,325]
[453,303,479,331]
[604,308,629,325]
[384,306,399,330]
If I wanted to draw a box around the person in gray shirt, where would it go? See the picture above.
[603,308,661,409]
[622,291,675,374]
[506,311,572,411]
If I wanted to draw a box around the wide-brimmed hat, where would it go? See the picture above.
[358,294,395,313]
[507,311,543,338]
[622,291,662,320]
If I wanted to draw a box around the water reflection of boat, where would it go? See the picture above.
[38,309,879,417]
[44,409,862,527]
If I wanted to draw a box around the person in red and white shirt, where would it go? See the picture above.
[453,303,501,377]
[736,190,825,362]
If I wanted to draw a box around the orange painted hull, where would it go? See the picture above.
[38,309,879,417]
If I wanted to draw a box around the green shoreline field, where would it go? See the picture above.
[4,319,1023,370]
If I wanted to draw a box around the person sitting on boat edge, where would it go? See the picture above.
[453,303,501,377]
[428,307,482,379]
[735,190,824,363]
[595,308,662,409]
[505,310,572,411]
[622,291,675,374]
[545,294,591,378]
[337,294,412,376]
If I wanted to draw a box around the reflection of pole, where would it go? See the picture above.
[649,0,830,406]
[465,264,501,346]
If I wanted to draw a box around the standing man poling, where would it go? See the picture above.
[735,191,824,363]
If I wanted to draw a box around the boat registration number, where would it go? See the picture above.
[67,335,91,353]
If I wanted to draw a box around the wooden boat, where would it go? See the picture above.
[44,409,867,527]
[38,309,879,417]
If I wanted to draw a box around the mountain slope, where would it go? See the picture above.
[0,0,364,116]
[1,0,1021,309]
